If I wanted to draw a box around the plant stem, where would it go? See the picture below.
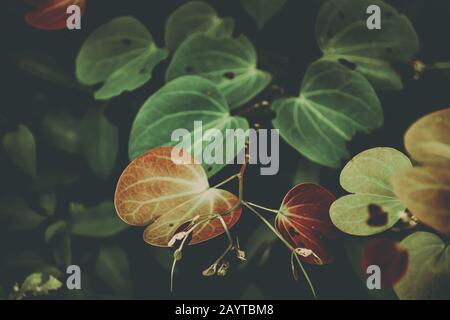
[242,201,317,299]
[211,174,239,189]
[429,62,450,70]
[246,201,279,214]
[216,214,235,248]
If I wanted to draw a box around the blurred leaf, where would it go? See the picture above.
[80,108,118,179]
[272,60,383,168]
[360,238,408,288]
[76,16,168,100]
[13,273,62,300]
[31,167,79,192]
[70,201,128,238]
[116,147,241,246]
[165,1,234,51]
[291,157,321,186]
[16,52,83,90]
[394,232,450,300]
[392,167,450,236]
[330,148,412,236]
[241,284,265,299]
[95,245,132,297]
[344,237,398,300]
[39,192,56,216]
[45,221,71,268]
[241,224,277,268]
[1,251,61,278]
[149,247,173,273]
[129,76,249,177]
[0,196,45,231]
[404,108,450,167]
[42,112,80,154]
[317,0,419,90]
[241,0,286,29]
[166,33,271,109]
[3,124,37,178]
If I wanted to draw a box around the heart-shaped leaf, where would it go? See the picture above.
[392,167,450,236]
[114,146,242,246]
[330,147,412,236]
[272,59,383,168]
[76,16,168,100]
[3,125,37,178]
[166,33,271,109]
[275,183,338,265]
[404,108,450,167]
[360,238,408,288]
[241,0,287,29]
[80,108,118,179]
[394,232,450,300]
[129,75,249,177]
[165,1,234,51]
[316,0,419,90]
[25,0,86,30]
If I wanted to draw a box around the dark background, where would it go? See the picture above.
[2,0,450,299]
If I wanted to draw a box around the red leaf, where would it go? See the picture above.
[361,238,409,288]
[114,146,241,247]
[25,0,86,30]
[275,183,338,265]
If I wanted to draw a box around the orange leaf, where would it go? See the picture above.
[275,183,338,265]
[25,0,86,30]
[114,146,241,247]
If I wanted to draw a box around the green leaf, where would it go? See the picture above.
[31,167,79,192]
[45,221,71,268]
[330,147,412,236]
[0,196,45,231]
[42,112,80,154]
[16,52,83,91]
[1,251,61,279]
[392,167,450,237]
[241,284,265,299]
[3,125,37,178]
[18,273,62,298]
[272,59,383,167]
[95,245,132,297]
[394,232,450,300]
[39,192,56,216]
[291,157,321,186]
[80,108,118,179]
[239,224,277,268]
[76,16,168,100]
[241,0,286,29]
[166,33,271,109]
[70,201,128,238]
[165,1,234,51]
[129,76,249,177]
[316,0,419,90]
